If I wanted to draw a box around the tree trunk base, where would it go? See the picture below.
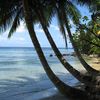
[66,82,100,100]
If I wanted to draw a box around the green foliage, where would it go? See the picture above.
[73,15,100,55]
[90,38,100,55]
[82,16,89,22]
[73,31,91,54]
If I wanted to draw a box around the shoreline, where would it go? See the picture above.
[87,56,100,70]
[39,56,100,100]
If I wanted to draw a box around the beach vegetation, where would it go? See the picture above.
[73,16,100,55]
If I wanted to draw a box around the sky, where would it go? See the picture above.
[0,5,92,48]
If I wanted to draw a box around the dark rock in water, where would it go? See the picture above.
[62,54,67,56]
[71,52,76,56]
[49,54,53,57]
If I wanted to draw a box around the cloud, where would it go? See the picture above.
[34,24,59,33]
[16,22,27,33]
[0,36,25,42]
[50,25,59,31]
[0,37,7,41]
[35,29,44,33]
[10,37,25,41]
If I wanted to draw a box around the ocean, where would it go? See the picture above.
[0,47,84,100]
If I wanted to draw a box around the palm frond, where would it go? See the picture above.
[0,10,16,33]
[55,2,68,48]
[8,8,22,38]
[0,0,20,33]
[0,0,22,34]
[72,0,100,12]
[72,0,96,6]
[65,0,81,25]
[44,5,55,27]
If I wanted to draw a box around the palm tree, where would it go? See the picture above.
[31,0,100,99]
[0,0,99,99]
[32,0,100,82]
[23,2,90,99]
[31,1,100,99]
[0,0,90,99]
[64,16,99,75]
[52,0,100,75]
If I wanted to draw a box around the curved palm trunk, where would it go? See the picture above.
[65,36,68,48]
[32,2,95,86]
[55,3,99,75]
[63,15,99,75]
[63,30,68,48]
[22,0,90,99]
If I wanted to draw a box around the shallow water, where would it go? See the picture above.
[0,47,85,100]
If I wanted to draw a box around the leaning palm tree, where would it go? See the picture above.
[32,0,99,87]
[52,0,100,75]
[30,0,100,99]
[31,0,99,78]
[0,0,100,99]
[0,0,90,99]
[32,0,100,82]
[0,0,89,85]
[30,0,99,99]
[23,1,90,99]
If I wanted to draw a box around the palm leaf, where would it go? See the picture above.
[0,0,22,33]
[8,8,22,38]
[0,2,20,33]
[65,0,81,25]
[56,6,68,48]
[0,10,16,33]
[72,0,99,12]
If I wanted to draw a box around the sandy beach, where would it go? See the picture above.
[89,57,100,70]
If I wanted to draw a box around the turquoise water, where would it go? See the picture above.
[0,47,83,100]
[0,47,75,76]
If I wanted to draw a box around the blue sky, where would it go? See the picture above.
[0,5,91,48]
